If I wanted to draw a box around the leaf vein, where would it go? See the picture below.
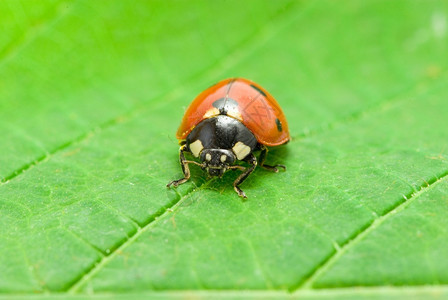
[291,170,448,291]
[63,227,106,256]
[66,180,215,293]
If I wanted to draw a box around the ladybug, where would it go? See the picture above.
[167,78,290,198]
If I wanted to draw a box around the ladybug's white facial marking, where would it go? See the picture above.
[189,139,204,157]
[199,149,236,177]
[232,141,251,160]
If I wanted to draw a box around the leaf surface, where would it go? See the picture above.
[1,0,448,298]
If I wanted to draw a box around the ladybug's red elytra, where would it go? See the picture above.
[167,78,290,198]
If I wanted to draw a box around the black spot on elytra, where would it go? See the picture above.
[275,118,283,132]
[212,97,239,115]
[250,84,267,97]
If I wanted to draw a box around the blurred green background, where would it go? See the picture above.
[1,0,448,298]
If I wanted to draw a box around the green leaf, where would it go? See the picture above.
[1,0,448,299]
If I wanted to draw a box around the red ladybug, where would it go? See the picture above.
[167,78,290,198]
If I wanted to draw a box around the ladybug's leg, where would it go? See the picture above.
[233,153,257,198]
[167,145,191,188]
[259,146,286,173]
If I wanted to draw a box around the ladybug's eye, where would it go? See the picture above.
[220,155,227,163]
[205,153,212,161]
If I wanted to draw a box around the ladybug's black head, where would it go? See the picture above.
[199,149,236,177]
